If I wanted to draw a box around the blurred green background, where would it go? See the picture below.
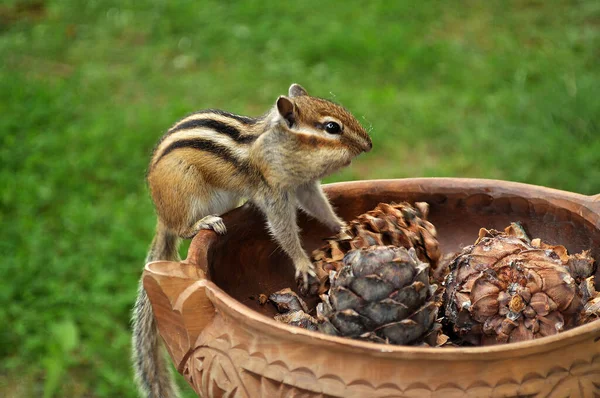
[1,0,599,396]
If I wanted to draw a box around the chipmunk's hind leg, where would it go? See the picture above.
[180,189,241,238]
[180,214,227,238]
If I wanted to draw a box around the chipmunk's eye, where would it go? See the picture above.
[324,121,341,135]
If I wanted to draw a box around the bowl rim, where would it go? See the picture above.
[188,177,600,360]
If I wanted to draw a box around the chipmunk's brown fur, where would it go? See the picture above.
[132,84,372,397]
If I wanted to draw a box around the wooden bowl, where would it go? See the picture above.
[143,178,600,397]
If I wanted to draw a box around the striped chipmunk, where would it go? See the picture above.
[132,83,372,397]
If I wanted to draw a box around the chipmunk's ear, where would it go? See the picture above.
[288,83,308,97]
[276,96,296,127]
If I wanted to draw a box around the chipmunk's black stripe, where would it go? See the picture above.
[157,138,242,167]
[168,118,257,144]
[197,109,258,125]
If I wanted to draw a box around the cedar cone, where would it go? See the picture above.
[317,246,444,346]
[310,202,442,295]
[444,223,596,345]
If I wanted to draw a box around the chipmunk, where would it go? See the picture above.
[132,83,372,398]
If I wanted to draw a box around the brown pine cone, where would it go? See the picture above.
[310,202,442,295]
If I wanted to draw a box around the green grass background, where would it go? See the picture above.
[1,0,599,396]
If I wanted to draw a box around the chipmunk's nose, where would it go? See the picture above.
[362,137,373,152]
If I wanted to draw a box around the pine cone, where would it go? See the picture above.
[311,202,442,295]
[317,246,443,346]
[444,223,595,345]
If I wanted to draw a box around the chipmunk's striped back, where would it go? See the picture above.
[150,110,265,171]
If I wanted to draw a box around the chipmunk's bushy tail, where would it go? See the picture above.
[132,222,180,398]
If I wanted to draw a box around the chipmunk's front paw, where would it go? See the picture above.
[294,260,316,290]
[331,221,353,240]
[329,220,346,233]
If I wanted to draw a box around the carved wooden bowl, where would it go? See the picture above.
[143,178,600,397]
